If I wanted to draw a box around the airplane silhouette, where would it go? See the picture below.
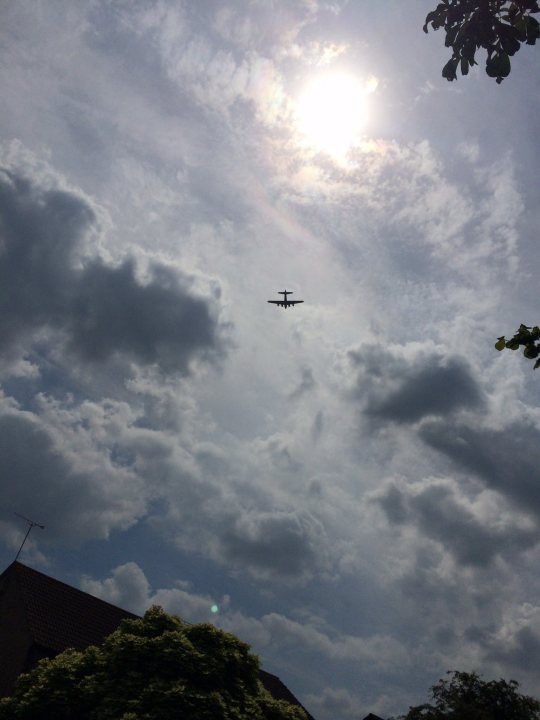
[267,290,304,309]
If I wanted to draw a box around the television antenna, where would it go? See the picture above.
[14,512,45,562]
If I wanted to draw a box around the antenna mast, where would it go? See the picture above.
[14,512,45,562]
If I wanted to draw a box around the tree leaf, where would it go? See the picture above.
[526,15,540,42]
[442,57,459,80]
[524,345,539,359]
[424,1,540,82]
[423,9,442,32]
[486,51,511,80]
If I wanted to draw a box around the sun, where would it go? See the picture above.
[295,72,371,159]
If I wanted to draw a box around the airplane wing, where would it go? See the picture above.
[267,300,283,304]
[288,300,304,305]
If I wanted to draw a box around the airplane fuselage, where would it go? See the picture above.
[267,290,304,308]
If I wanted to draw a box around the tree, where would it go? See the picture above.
[0,606,307,720]
[399,670,540,720]
[423,1,540,83]
[495,324,540,368]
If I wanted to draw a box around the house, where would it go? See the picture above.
[0,561,315,719]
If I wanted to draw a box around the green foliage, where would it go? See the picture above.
[495,324,540,368]
[0,606,307,720]
[399,670,540,720]
[423,1,540,83]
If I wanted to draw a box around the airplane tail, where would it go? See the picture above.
[278,290,292,295]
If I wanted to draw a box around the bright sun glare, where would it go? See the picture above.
[295,73,373,159]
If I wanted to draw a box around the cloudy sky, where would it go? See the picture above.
[2,1,540,717]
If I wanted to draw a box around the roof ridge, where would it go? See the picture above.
[8,561,138,619]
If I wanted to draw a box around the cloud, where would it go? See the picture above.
[311,410,324,442]
[80,560,218,619]
[0,165,226,376]
[81,561,408,671]
[348,344,483,425]
[289,366,316,400]
[81,561,151,613]
[469,604,540,679]
[118,428,330,582]
[304,687,365,720]
[488,624,540,672]
[212,1,320,53]
[0,396,146,542]
[261,612,408,667]
[279,139,522,320]
[133,4,293,127]
[220,509,326,580]
[305,685,411,720]
[373,477,539,567]
[420,419,540,519]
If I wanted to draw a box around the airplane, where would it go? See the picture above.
[267,290,304,309]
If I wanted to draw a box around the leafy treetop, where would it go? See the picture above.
[495,324,540,368]
[424,1,540,82]
[399,670,540,720]
[0,606,307,720]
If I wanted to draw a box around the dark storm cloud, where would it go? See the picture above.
[220,509,325,579]
[371,358,482,422]
[349,346,483,424]
[0,168,225,374]
[374,479,539,567]
[420,419,540,519]
[376,482,408,525]
[486,625,540,672]
[0,406,145,541]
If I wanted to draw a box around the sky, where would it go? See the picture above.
[1,1,540,718]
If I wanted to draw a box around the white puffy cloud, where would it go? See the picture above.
[81,562,151,613]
